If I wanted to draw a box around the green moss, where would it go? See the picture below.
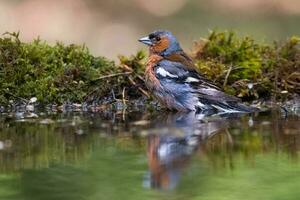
[193,31,300,100]
[0,32,144,105]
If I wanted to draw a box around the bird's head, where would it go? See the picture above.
[138,30,182,56]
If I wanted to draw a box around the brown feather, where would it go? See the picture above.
[165,52,196,71]
[145,54,163,91]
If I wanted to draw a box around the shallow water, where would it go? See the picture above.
[0,109,299,200]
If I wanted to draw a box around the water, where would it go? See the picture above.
[0,109,299,200]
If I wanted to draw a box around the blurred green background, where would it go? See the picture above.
[0,0,300,59]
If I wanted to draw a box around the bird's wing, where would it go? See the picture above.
[165,51,195,70]
[155,59,220,89]
[155,58,241,103]
[154,54,257,112]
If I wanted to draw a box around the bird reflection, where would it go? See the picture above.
[145,134,195,190]
[143,111,241,190]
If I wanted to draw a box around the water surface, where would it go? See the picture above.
[0,109,299,200]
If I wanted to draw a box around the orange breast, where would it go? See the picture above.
[145,54,163,91]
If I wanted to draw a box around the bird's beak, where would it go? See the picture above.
[138,36,152,46]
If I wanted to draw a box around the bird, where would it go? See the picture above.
[138,30,259,113]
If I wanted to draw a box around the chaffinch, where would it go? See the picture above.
[139,30,259,113]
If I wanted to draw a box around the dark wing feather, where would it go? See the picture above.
[156,59,221,90]
[195,87,241,102]
[155,53,258,112]
[165,51,195,70]
[160,52,241,102]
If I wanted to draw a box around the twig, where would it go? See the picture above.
[94,72,132,81]
[122,87,126,106]
[136,75,145,82]
[121,87,127,121]
[128,77,150,98]
[138,88,150,98]
[223,65,232,87]
[110,88,128,102]
[119,64,134,72]
[274,68,279,101]
[111,89,116,100]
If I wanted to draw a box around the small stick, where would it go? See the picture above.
[95,72,132,81]
[119,64,133,72]
[111,89,116,100]
[128,77,150,98]
[223,65,232,87]
[138,88,150,98]
[122,87,126,106]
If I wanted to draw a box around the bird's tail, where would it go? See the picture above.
[197,98,259,113]
[212,101,259,113]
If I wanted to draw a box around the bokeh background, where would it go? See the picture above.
[0,0,300,59]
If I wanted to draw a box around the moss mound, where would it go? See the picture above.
[0,31,299,107]
[0,32,145,106]
[192,31,300,101]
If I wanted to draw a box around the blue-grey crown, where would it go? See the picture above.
[151,30,182,56]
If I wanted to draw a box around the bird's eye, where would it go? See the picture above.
[155,36,161,41]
